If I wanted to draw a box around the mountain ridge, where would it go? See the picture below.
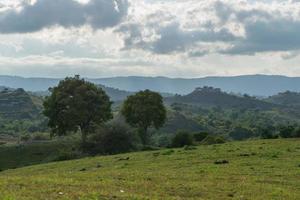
[1,74,300,96]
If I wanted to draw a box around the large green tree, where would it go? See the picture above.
[43,75,112,143]
[121,90,166,144]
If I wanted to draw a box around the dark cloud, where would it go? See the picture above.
[118,23,237,55]
[151,23,237,54]
[213,1,300,55]
[0,0,128,33]
[118,0,300,57]
[224,19,300,55]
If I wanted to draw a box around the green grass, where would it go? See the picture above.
[0,139,299,199]
[0,140,79,171]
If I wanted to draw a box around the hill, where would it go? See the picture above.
[165,86,276,110]
[99,84,133,102]
[0,139,299,200]
[0,88,40,120]
[2,74,300,96]
[266,91,300,107]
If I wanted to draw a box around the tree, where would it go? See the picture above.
[43,75,112,144]
[121,90,167,144]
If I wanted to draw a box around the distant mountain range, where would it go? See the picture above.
[1,74,300,96]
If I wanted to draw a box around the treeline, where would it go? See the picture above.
[42,75,167,155]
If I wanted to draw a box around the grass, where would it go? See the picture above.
[0,139,299,199]
[0,139,79,171]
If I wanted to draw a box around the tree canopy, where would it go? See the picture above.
[43,75,112,143]
[121,90,166,144]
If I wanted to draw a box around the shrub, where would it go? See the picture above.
[279,125,295,138]
[153,135,172,147]
[20,134,31,142]
[193,132,208,142]
[293,128,300,138]
[260,127,278,139]
[201,135,226,145]
[87,121,139,155]
[229,127,254,140]
[54,150,81,161]
[171,131,194,148]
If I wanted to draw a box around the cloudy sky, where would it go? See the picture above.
[0,0,300,78]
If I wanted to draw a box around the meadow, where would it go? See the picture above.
[0,139,299,200]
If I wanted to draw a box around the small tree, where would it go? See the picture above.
[43,75,112,144]
[121,90,167,145]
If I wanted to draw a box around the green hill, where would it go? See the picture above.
[0,139,299,200]
[166,87,276,110]
[0,88,40,120]
[266,91,300,107]
[0,89,47,137]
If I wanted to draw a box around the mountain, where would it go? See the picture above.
[2,74,300,96]
[0,76,60,91]
[266,91,300,107]
[165,86,276,110]
[91,75,300,96]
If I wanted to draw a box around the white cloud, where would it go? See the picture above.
[0,0,300,78]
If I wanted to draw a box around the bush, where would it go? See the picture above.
[54,150,81,161]
[20,134,31,142]
[229,127,254,140]
[193,132,208,142]
[293,128,300,138]
[152,134,172,147]
[201,135,226,145]
[260,127,278,139]
[171,131,194,148]
[87,121,139,155]
[279,125,295,138]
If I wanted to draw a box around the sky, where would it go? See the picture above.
[0,0,300,78]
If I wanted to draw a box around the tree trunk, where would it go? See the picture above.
[79,125,88,145]
[139,126,148,145]
[81,130,87,145]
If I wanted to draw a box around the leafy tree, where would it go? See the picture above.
[121,90,167,144]
[43,75,112,144]
[171,131,194,148]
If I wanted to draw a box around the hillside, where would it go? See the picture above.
[165,87,276,110]
[0,139,299,200]
[99,84,133,102]
[0,88,40,120]
[266,91,300,107]
[3,75,300,96]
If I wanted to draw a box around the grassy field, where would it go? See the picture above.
[0,139,79,171]
[0,139,299,200]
